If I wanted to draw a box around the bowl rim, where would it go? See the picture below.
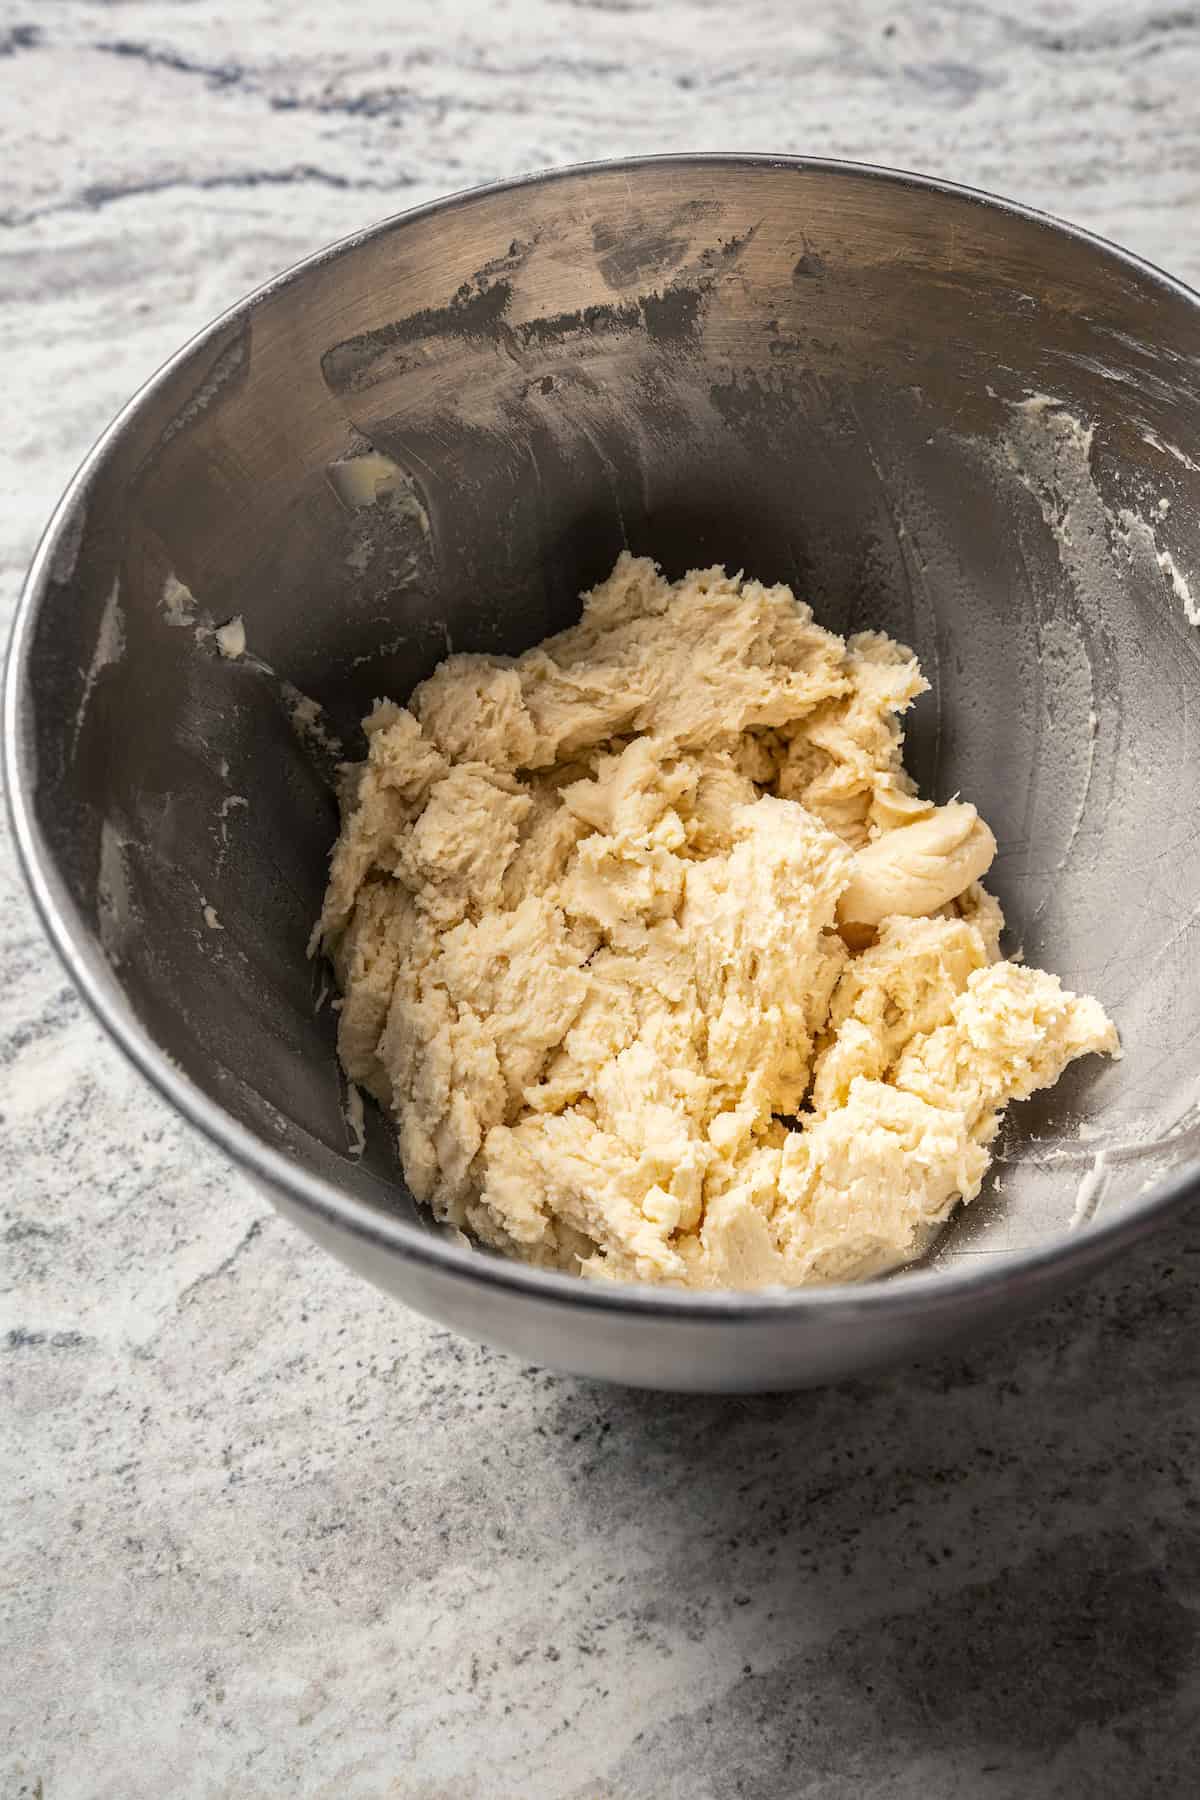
[7,149,1200,1323]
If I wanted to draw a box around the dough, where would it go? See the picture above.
[315,555,1118,1288]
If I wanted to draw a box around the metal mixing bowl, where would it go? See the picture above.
[7,155,1200,1390]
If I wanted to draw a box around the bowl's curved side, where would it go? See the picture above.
[264,1173,1184,1391]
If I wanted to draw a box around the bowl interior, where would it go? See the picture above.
[16,158,1200,1278]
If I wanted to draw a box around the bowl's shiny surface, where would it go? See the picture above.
[7,155,1200,1389]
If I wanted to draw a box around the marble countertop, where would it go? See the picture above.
[4,3,1200,1794]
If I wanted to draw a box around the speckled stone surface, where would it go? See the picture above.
[4,4,1200,1795]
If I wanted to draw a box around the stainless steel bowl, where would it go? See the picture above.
[8,155,1200,1390]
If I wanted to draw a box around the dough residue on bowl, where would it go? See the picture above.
[313,554,1118,1288]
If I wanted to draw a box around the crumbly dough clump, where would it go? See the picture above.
[315,555,1118,1288]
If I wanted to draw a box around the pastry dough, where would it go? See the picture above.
[315,555,1118,1288]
